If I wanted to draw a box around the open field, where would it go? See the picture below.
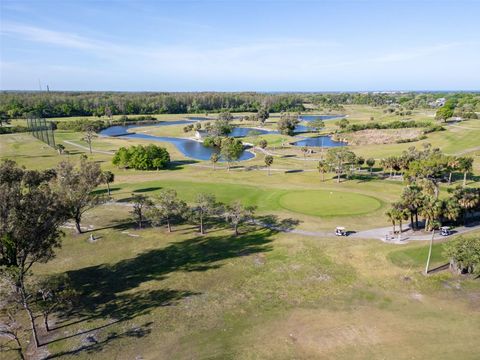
[1,104,479,359]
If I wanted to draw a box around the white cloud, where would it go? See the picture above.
[1,22,124,53]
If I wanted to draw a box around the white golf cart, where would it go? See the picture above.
[335,226,347,236]
[440,226,451,236]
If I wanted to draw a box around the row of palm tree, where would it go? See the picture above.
[386,184,480,234]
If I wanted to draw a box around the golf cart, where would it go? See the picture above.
[440,226,451,236]
[335,226,347,237]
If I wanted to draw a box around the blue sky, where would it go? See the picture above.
[1,0,479,91]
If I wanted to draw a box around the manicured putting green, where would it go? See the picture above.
[278,190,381,217]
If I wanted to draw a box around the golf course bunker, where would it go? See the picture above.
[278,190,382,217]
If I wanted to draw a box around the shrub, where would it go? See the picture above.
[112,144,170,170]
[0,125,28,134]
[444,236,480,275]
[56,119,107,132]
[342,120,443,133]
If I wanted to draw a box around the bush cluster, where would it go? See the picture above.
[0,125,28,134]
[344,120,439,133]
[112,144,170,170]
[56,119,107,132]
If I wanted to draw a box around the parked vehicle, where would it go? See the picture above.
[440,226,451,236]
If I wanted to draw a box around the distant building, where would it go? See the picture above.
[429,98,446,107]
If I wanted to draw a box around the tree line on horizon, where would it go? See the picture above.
[1,91,479,120]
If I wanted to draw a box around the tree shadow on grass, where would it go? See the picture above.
[45,228,276,356]
[349,174,376,183]
[45,321,154,359]
[168,160,198,170]
[132,186,163,193]
[255,215,301,232]
[91,187,121,195]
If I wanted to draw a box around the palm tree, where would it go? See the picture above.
[420,196,443,231]
[264,155,273,176]
[396,206,409,235]
[401,185,424,230]
[457,189,480,225]
[317,160,329,182]
[457,157,473,187]
[366,158,375,173]
[102,171,115,196]
[446,157,459,184]
[443,198,461,224]
[425,220,441,275]
[210,152,220,171]
[385,208,398,234]
[301,146,309,159]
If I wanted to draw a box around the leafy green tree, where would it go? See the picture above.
[264,155,273,176]
[130,194,153,229]
[112,145,170,170]
[220,138,243,171]
[55,144,65,155]
[147,189,187,232]
[258,139,268,150]
[0,160,68,349]
[277,113,299,136]
[444,236,480,275]
[112,146,130,169]
[210,119,232,136]
[217,110,233,122]
[256,107,269,126]
[356,156,365,169]
[36,276,78,332]
[224,201,256,236]
[83,125,97,154]
[405,153,449,199]
[307,118,325,133]
[325,148,356,183]
[192,193,218,235]
[336,118,349,129]
[54,159,104,233]
[435,106,454,122]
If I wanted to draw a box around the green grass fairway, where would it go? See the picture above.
[278,190,382,217]
[388,242,448,269]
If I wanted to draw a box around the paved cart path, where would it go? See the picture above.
[103,201,480,244]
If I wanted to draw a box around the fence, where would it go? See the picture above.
[26,117,56,148]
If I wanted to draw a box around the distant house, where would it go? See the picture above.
[435,98,446,107]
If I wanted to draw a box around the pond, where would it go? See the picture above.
[298,115,344,122]
[230,127,270,137]
[99,122,256,161]
[292,136,347,148]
